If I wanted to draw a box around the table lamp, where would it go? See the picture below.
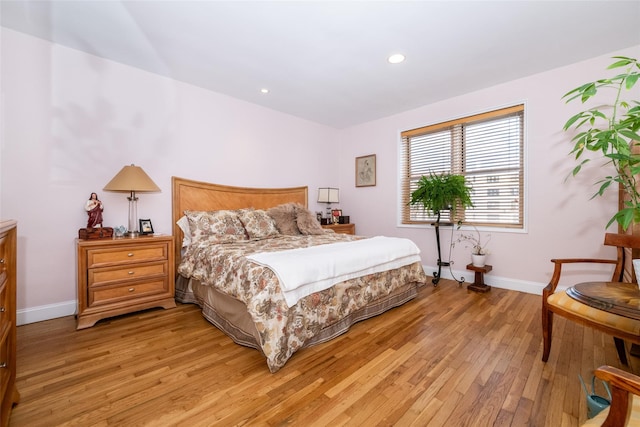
[317,187,339,219]
[103,164,160,237]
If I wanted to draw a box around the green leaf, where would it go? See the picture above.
[563,112,584,130]
[622,208,636,230]
[620,129,640,141]
[608,57,635,69]
[593,180,612,197]
[581,83,597,102]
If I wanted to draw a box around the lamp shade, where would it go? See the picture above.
[103,164,160,193]
[317,187,339,203]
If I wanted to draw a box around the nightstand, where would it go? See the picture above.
[76,235,176,329]
[322,223,355,235]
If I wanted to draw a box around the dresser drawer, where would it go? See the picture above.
[0,283,7,329]
[0,326,10,401]
[86,243,168,268]
[88,262,168,287]
[88,279,169,307]
[0,234,7,284]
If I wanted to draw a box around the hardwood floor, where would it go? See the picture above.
[9,279,635,426]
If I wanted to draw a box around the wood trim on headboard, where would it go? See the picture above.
[171,176,308,274]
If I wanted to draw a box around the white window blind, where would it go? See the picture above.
[401,104,524,228]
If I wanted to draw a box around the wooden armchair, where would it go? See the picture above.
[542,233,640,364]
[582,366,640,426]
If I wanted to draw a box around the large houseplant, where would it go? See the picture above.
[563,56,640,230]
[409,172,473,224]
[409,172,473,284]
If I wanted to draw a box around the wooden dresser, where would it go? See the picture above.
[322,223,356,235]
[76,235,176,329]
[0,220,19,426]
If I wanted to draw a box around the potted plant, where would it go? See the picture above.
[563,56,640,231]
[409,172,473,284]
[409,172,473,224]
[454,224,491,267]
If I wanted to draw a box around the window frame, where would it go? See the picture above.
[399,104,526,230]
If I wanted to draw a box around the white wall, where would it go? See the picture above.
[338,44,640,293]
[0,29,340,324]
[2,27,639,324]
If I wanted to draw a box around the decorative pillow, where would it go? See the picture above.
[176,215,192,248]
[267,203,301,235]
[184,210,248,244]
[295,205,326,235]
[238,209,280,240]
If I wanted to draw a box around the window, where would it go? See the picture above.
[400,104,524,228]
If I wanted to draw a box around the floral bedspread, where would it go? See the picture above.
[178,233,427,372]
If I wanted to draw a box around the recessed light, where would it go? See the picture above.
[260,88,270,94]
[388,54,405,64]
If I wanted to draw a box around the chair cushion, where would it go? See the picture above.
[547,291,640,336]
[581,394,640,426]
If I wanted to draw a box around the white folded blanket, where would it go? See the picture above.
[246,236,422,307]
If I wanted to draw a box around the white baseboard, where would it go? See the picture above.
[17,300,76,326]
[423,264,544,295]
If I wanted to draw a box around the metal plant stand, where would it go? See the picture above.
[431,216,453,286]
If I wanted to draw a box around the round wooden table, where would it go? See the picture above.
[566,281,640,321]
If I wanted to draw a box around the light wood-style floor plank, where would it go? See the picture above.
[9,279,638,426]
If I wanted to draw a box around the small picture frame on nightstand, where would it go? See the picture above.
[139,219,154,235]
[331,209,342,224]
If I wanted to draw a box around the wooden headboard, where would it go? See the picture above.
[171,176,308,272]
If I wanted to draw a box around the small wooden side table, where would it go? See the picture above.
[466,263,492,293]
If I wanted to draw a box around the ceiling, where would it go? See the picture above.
[2,1,639,129]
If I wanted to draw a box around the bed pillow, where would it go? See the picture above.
[184,210,248,244]
[238,209,280,240]
[176,215,192,248]
[295,205,326,235]
[267,203,301,235]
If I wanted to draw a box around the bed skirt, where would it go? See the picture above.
[176,274,419,355]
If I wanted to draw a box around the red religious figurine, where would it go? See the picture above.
[85,192,104,228]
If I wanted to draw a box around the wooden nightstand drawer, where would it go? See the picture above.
[88,261,168,287]
[88,279,169,307]
[322,223,355,235]
[87,243,168,268]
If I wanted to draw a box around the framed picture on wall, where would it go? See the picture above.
[356,154,376,187]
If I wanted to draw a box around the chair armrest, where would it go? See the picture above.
[594,365,640,427]
[544,258,618,296]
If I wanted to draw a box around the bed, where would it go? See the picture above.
[172,176,428,372]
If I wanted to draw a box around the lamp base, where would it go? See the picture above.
[125,231,140,238]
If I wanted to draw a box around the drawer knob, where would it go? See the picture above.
[0,258,4,264]
[127,253,134,257]
[0,362,6,369]
[128,271,134,275]
[0,307,5,313]
[128,288,135,292]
